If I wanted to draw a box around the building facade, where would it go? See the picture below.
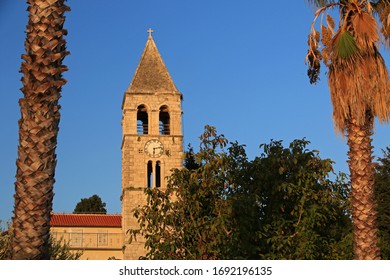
[51,213,122,260]
[121,31,183,259]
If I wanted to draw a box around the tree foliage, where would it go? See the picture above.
[129,126,352,259]
[375,147,390,259]
[249,139,352,259]
[306,1,390,131]
[73,194,107,214]
[0,221,11,260]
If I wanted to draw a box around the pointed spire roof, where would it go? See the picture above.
[127,30,179,94]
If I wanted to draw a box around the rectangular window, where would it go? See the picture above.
[147,161,153,188]
[70,229,83,247]
[156,161,161,188]
[98,231,108,246]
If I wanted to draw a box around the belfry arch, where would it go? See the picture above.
[159,105,170,135]
[137,104,148,134]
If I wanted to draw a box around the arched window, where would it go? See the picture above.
[155,161,161,188]
[159,105,170,135]
[137,105,148,134]
[147,161,153,188]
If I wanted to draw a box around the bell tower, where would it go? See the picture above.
[121,30,183,259]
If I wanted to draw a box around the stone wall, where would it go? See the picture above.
[121,91,183,259]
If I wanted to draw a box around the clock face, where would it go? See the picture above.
[144,139,164,157]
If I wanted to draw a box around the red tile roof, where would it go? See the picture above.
[51,213,121,228]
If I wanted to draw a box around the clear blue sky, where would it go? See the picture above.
[1,1,389,223]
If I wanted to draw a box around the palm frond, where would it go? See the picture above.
[334,30,358,59]
[329,49,390,133]
[321,24,333,65]
[372,0,390,45]
[326,14,336,30]
[351,12,378,51]
[307,0,390,134]
[307,0,338,8]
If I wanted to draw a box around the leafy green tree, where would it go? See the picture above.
[305,0,390,259]
[129,126,352,259]
[375,147,390,259]
[249,139,352,259]
[73,194,107,214]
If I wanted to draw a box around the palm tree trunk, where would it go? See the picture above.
[347,115,381,260]
[11,0,69,259]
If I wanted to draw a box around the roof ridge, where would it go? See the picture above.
[52,213,121,216]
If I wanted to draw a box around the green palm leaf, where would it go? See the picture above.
[334,30,358,59]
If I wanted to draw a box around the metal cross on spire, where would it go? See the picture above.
[147,28,154,37]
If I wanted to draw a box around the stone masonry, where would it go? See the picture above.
[121,32,183,260]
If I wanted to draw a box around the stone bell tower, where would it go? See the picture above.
[121,29,183,259]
